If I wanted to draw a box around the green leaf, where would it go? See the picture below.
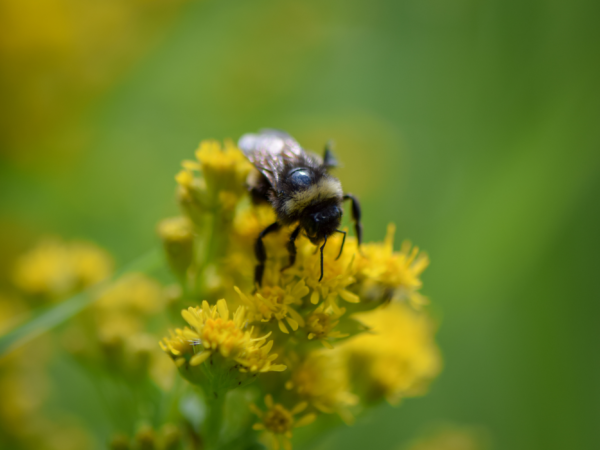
[0,248,163,358]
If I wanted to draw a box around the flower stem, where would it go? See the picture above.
[204,389,226,450]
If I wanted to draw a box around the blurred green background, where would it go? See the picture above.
[1,0,599,449]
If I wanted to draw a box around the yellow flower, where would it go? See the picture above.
[354,224,429,308]
[157,216,195,278]
[405,425,490,450]
[286,351,357,421]
[160,299,286,389]
[95,272,163,317]
[304,302,349,348]
[339,302,441,404]
[234,279,307,334]
[68,241,114,287]
[175,139,252,216]
[250,395,316,450]
[195,139,252,200]
[12,238,113,300]
[292,232,360,313]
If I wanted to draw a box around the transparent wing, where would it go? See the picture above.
[238,129,306,188]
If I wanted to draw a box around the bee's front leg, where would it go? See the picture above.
[343,193,363,246]
[255,222,281,287]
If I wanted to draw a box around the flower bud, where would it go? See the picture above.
[158,216,194,279]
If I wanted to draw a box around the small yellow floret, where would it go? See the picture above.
[12,238,112,300]
[340,302,441,404]
[160,299,286,375]
[251,395,316,450]
[287,351,357,421]
[355,224,430,308]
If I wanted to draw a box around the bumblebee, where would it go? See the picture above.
[238,129,362,286]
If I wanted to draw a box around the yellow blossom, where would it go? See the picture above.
[234,280,307,334]
[95,272,164,317]
[250,394,317,450]
[12,238,113,300]
[286,351,357,421]
[195,139,252,199]
[160,299,286,389]
[304,302,349,348]
[158,216,195,278]
[405,425,490,450]
[291,231,360,313]
[354,224,430,308]
[175,139,252,216]
[339,302,441,404]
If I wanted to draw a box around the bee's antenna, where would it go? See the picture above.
[319,235,328,282]
[323,141,338,168]
[335,230,346,260]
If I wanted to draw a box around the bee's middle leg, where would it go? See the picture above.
[281,225,301,272]
[255,221,281,287]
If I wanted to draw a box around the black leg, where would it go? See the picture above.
[254,221,281,287]
[343,194,363,246]
[281,225,301,272]
[335,229,346,260]
[318,235,328,282]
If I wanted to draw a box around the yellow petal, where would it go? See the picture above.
[321,340,334,349]
[290,401,307,415]
[278,320,289,334]
[265,394,274,408]
[216,299,229,321]
[339,289,360,303]
[286,317,299,331]
[310,290,320,305]
[295,413,317,428]
[249,404,263,418]
[174,357,186,367]
[190,351,211,366]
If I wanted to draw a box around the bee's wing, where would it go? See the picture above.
[238,129,305,188]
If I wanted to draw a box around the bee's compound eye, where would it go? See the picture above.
[288,168,312,187]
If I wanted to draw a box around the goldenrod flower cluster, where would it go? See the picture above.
[158,139,442,449]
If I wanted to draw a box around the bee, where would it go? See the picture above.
[238,129,362,287]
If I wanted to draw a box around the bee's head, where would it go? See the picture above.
[303,204,342,244]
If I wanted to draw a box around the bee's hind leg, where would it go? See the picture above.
[281,225,301,273]
[255,222,281,287]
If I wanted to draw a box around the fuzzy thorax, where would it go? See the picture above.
[283,177,343,215]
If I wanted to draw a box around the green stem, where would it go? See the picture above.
[204,390,226,450]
